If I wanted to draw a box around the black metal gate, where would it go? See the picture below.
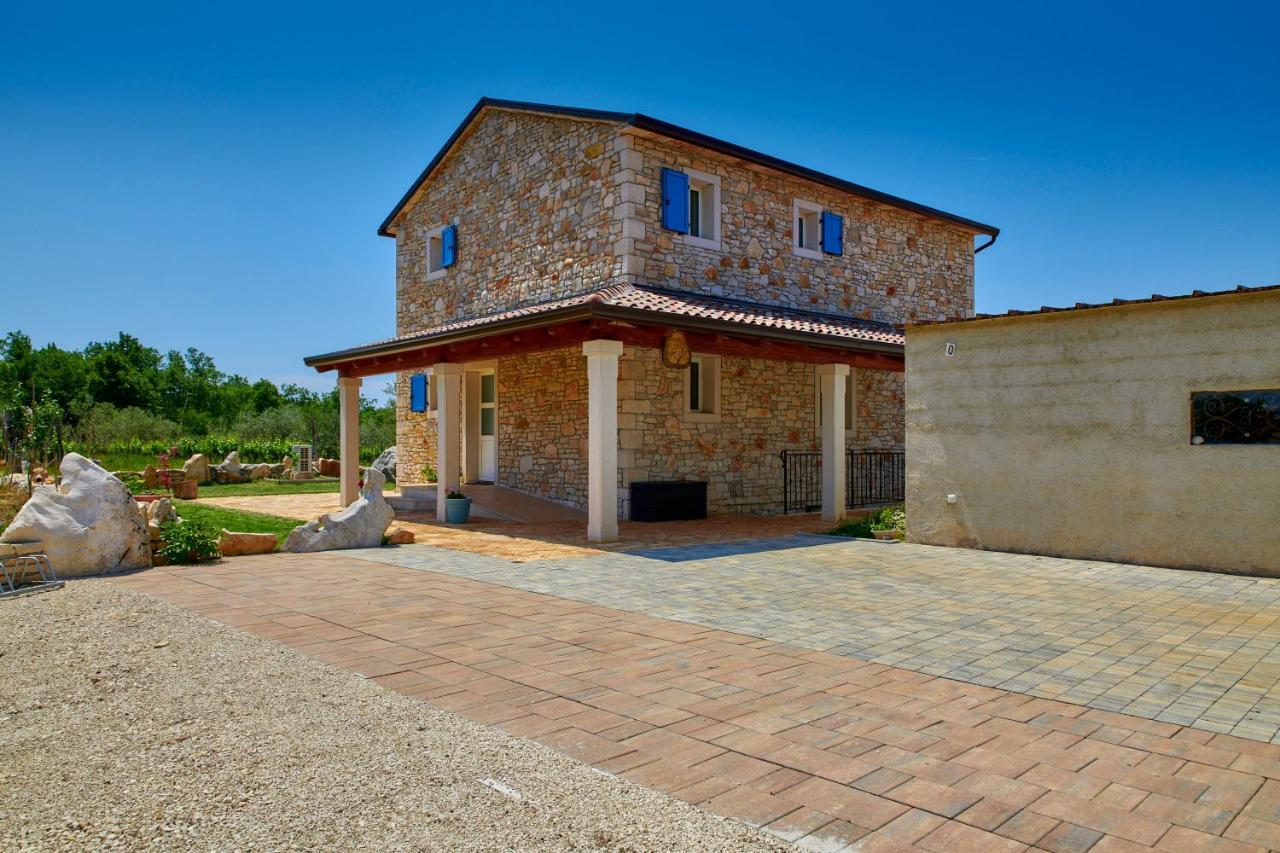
[780,449,905,513]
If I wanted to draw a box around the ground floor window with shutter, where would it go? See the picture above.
[685,354,721,421]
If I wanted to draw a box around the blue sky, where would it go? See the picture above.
[3,1,1277,395]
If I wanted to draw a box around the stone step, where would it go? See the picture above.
[386,496,435,513]
[398,484,436,500]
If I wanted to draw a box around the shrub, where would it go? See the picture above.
[828,516,874,538]
[157,519,222,564]
[869,505,906,538]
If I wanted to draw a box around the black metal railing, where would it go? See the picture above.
[780,449,905,514]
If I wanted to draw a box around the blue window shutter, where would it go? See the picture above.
[441,224,457,267]
[409,374,427,413]
[821,212,843,256]
[661,168,689,233]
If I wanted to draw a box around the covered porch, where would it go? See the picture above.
[303,283,905,543]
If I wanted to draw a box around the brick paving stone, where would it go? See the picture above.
[916,819,1028,853]
[1029,790,1172,845]
[703,786,800,829]
[1037,821,1106,853]
[885,777,981,819]
[784,777,908,831]
[1156,825,1267,852]
[115,552,1280,852]
[995,810,1060,846]
[762,806,838,843]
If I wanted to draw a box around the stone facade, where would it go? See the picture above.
[389,105,973,514]
[397,345,904,517]
[392,110,626,337]
[616,131,974,326]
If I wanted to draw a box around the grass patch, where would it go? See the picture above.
[828,516,875,538]
[173,501,306,551]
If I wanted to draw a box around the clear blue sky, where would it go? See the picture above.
[3,1,1277,395]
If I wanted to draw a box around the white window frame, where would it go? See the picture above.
[793,199,824,260]
[684,353,722,423]
[418,368,440,415]
[424,224,448,281]
[683,168,721,250]
[814,368,857,438]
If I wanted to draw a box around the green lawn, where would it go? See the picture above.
[173,501,306,550]
[123,477,391,498]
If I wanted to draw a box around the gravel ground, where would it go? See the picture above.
[0,581,781,851]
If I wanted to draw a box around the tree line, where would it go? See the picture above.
[1,331,394,467]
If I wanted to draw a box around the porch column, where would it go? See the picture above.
[818,364,850,523]
[338,375,362,507]
[583,340,622,543]
[433,363,463,520]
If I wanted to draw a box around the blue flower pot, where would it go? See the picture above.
[444,497,472,524]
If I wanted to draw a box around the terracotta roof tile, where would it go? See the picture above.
[305,283,903,367]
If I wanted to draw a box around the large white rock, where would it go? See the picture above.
[284,467,394,553]
[0,453,151,577]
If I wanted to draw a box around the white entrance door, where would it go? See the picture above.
[479,370,496,482]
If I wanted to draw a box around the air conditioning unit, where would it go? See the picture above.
[291,444,314,474]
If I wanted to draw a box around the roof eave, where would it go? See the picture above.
[376,97,999,239]
[304,302,904,372]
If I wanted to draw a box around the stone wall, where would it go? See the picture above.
[447,343,909,517]
[392,109,626,337]
[390,107,979,342]
[855,369,906,450]
[495,348,589,508]
[617,131,976,325]
[905,290,1280,576]
[395,371,438,484]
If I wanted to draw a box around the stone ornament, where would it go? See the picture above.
[0,453,151,577]
[661,331,691,369]
[283,466,394,553]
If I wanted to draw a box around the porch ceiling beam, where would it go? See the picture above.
[328,316,903,377]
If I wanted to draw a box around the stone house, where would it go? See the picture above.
[305,98,998,541]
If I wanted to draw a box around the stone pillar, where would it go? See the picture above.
[819,364,850,523]
[433,363,463,520]
[583,340,622,543]
[338,375,362,507]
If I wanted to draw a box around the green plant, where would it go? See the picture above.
[157,518,222,564]
[421,464,437,482]
[869,504,906,538]
[827,516,874,538]
[446,489,467,500]
[173,501,304,550]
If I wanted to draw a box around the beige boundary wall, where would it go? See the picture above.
[905,289,1280,576]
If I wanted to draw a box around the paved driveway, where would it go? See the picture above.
[353,537,1280,744]
[115,550,1280,852]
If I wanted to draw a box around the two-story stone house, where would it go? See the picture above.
[304,98,998,541]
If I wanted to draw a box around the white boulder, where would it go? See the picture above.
[284,466,394,553]
[0,453,151,577]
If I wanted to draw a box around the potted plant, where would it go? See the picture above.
[444,488,471,523]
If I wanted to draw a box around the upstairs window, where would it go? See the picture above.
[793,200,843,258]
[661,167,720,249]
[424,224,457,280]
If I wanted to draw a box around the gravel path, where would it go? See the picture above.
[0,581,781,851]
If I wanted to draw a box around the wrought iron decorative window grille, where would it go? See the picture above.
[1190,390,1280,445]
